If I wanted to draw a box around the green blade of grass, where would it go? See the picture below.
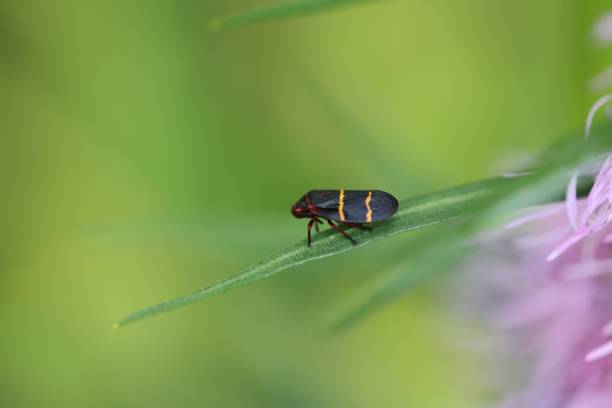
[116,176,518,328]
[116,123,612,329]
[209,0,378,32]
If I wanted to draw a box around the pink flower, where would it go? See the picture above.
[463,205,612,407]
[460,96,612,407]
[476,202,612,407]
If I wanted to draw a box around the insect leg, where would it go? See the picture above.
[307,219,315,247]
[315,218,322,233]
[327,219,357,245]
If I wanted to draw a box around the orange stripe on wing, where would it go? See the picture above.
[365,191,373,223]
[338,189,346,222]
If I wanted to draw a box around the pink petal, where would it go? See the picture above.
[505,205,564,229]
[585,339,612,362]
[546,231,589,261]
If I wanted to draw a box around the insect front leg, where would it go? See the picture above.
[326,219,357,245]
[307,219,316,247]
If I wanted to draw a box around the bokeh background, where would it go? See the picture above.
[2,1,611,407]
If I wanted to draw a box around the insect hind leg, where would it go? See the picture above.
[327,219,357,245]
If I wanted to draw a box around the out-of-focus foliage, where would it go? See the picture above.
[1,1,611,407]
[209,0,376,31]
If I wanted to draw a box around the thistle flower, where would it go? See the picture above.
[463,216,611,406]
[459,95,612,408]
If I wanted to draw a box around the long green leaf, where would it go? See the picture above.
[209,0,378,32]
[115,176,519,328]
[116,124,612,329]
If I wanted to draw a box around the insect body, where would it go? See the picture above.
[291,190,399,247]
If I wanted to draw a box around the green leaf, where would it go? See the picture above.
[116,123,612,329]
[209,0,378,32]
[115,177,519,328]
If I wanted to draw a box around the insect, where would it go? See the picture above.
[291,190,399,247]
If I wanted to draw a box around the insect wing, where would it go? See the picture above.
[307,190,398,223]
[368,191,399,221]
[339,191,371,222]
[318,190,398,223]
[307,190,340,209]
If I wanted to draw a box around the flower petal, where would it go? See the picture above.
[546,231,589,261]
[585,339,612,362]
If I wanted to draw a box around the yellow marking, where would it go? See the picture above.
[365,191,373,222]
[338,189,346,222]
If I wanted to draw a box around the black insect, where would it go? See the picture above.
[291,190,399,247]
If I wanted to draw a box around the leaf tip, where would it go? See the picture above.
[112,322,121,331]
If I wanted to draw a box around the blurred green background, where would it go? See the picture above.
[1,1,611,407]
